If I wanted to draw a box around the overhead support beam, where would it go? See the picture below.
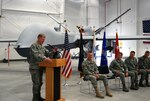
[95,8,131,34]
[2,8,62,16]
[0,0,2,17]
[0,39,17,42]
[46,14,70,32]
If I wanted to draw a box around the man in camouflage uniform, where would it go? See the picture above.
[109,52,130,92]
[82,51,112,99]
[28,33,56,101]
[138,51,150,87]
[125,51,139,90]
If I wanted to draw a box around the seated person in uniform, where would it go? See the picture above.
[82,51,112,99]
[125,51,139,90]
[138,51,150,87]
[109,52,130,92]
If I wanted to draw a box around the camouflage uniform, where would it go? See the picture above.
[82,60,108,88]
[138,56,150,86]
[82,59,112,98]
[125,57,139,89]
[29,42,54,101]
[109,59,132,91]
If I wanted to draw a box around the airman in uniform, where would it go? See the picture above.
[125,51,139,90]
[109,52,130,92]
[28,33,56,101]
[138,51,150,87]
[82,51,113,99]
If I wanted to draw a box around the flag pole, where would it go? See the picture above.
[62,20,70,86]
[115,29,119,59]
[99,30,110,74]
[8,42,10,66]
[92,26,96,62]
[77,26,84,85]
[63,77,69,86]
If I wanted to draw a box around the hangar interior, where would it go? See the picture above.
[0,0,150,101]
[0,0,150,61]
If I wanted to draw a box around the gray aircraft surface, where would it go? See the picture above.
[0,8,150,58]
[14,24,93,57]
[0,23,150,58]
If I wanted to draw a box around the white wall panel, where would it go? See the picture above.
[99,0,105,30]
[64,0,100,33]
[64,0,86,33]
[105,0,138,57]
[137,0,150,56]
[0,0,1,16]
[3,0,63,13]
[106,0,137,36]
[0,0,64,60]
[0,0,150,60]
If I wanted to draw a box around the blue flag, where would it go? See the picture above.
[99,32,109,74]
[100,32,107,66]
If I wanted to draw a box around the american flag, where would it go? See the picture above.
[143,20,150,44]
[143,20,150,33]
[61,30,72,78]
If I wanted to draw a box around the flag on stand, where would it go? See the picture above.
[62,30,72,78]
[78,29,84,75]
[142,20,150,44]
[115,32,119,58]
[99,32,109,74]
[92,31,96,62]
[8,43,10,66]
[143,20,150,33]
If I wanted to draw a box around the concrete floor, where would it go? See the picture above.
[0,60,150,101]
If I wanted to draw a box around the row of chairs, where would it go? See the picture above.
[79,75,130,94]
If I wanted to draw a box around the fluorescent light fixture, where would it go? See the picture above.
[69,0,85,3]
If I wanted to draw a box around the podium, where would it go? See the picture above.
[38,59,66,101]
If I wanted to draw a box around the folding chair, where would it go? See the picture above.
[80,76,103,94]
[114,75,130,89]
[80,77,92,94]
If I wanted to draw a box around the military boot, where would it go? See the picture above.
[122,84,129,92]
[94,87,104,99]
[139,80,146,87]
[32,94,40,101]
[130,83,137,90]
[39,97,45,101]
[38,93,45,101]
[135,83,139,90]
[105,86,113,97]
[146,80,150,87]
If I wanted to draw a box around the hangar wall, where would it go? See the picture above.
[0,0,149,61]
[103,0,150,57]
[137,0,150,56]
[0,0,64,60]
[104,0,137,57]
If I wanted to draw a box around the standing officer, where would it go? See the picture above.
[138,51,150,87]
[125,51,139,90]
[28,33,56,101]
[109,52,130,92]
[82,51,113,99]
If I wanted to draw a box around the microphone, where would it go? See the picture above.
[47,44,54,49]
[47,44,61,58]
